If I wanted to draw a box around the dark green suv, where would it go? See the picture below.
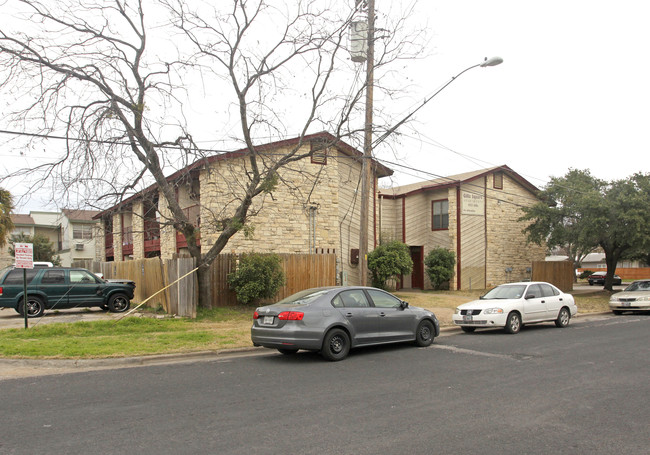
[0,267,136,318]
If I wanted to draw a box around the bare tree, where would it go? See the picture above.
[0,0,424,306]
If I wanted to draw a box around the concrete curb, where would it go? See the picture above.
[0,311,613,378]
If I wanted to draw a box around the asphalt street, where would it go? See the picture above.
[1,313,649,455]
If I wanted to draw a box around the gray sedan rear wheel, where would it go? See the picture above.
[321,328,350,361]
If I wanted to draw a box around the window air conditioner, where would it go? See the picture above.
[75,243,85,250]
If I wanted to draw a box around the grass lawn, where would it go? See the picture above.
[0,289,613,359]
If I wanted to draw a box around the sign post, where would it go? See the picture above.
[14,243,34,329]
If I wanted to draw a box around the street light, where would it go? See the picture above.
[357,54,503,286]
[373,56,504,149]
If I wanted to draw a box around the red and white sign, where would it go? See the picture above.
[14,243,34,269]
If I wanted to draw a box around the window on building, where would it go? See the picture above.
[432,200,449,230]
[73,224,93,240]
[310,140,328,165]
[493,171,503,189]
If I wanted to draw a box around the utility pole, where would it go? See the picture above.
[358,0,374,286]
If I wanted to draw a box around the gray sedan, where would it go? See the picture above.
[251,286,440,361]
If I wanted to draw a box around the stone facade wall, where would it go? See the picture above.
[485,173,545,286]
[95,222,105,261]
[112,212,122,260]
[158,190,177,260]
[132,201,145,260]
[198,145,341,257]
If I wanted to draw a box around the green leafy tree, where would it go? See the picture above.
[519,169,602,281]
[227,253,285,305]
[424,248,456,290]
[520,170,650,290]
[367,241,413,290]
[9,233,61,265]
[0,188,13,248]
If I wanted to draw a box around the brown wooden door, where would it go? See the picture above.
[410,246,424,289]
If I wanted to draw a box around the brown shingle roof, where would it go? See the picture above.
[62,209,101,222]
[10,214,35,225]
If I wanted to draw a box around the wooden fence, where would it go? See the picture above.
[74,253,336,315]
[73,257,197,317]
[208,253,337,306]
[531,260,574,292]
[577,267,650,281]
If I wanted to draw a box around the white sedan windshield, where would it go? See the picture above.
[483,285,527,300]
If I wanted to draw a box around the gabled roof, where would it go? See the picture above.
[10,214,35,225]
[94,132,393,218]
[62,209,101,222]
[378,165,539,199]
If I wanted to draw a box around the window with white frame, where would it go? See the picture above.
[73,224,93,240]
[432,199,449,230]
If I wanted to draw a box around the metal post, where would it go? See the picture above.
[358,0,375,286]
[23,269,28,329]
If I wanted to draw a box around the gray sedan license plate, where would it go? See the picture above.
[263,316,274,325]
[463,315,473,322]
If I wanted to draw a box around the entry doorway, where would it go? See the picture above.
[410,246,424,289]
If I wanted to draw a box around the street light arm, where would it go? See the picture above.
[372,56,503,149]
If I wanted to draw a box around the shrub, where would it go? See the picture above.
[367,241,413,290]
[578,270,594,279]
[227,253,285,305]
[424,248,456,290]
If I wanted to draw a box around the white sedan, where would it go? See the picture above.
[609,279,650,314]
[452,281,577,334]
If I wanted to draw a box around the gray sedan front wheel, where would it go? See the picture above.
[415,320,435,347]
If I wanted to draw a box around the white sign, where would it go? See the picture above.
[14,243,34,269]
[461,191,485,216]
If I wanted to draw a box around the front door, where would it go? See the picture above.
[522,283,548,321]
[366,289,416,341]
[410,246,424,289]
[68,270,104,308]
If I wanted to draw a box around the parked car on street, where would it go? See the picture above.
[0,266,135,318]
[609,279,650,315]
[251,286,440,361]
[452,281,577,334]
[588,271,622,286]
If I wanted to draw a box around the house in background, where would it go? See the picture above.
[0,210,100,268]
[94,132,393,288]
[378,166,546,290]
[93,133,546,294]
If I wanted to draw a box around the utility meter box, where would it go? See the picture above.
[350,21,367,63]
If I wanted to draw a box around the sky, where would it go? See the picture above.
[2,0,649,211]
[387,0,650,189]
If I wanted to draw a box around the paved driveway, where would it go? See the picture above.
[0,306,121,330]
